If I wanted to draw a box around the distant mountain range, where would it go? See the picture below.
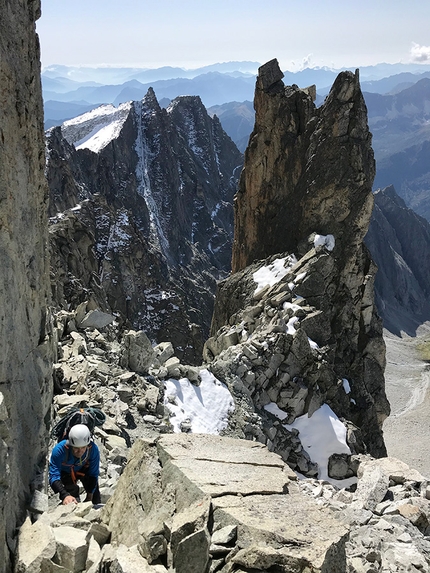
[43,61,430,128]
[43,60,430,229]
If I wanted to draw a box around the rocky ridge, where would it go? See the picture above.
[11,305,430,572]
[222,59,389,457]
[46,90,243,364]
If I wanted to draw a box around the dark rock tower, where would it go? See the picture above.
[222,59,389,455]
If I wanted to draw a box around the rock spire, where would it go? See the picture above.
[213,58,389,457]
[232,58,375,271]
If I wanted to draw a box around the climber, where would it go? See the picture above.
[48,424,101,505]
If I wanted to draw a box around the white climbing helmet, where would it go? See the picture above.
[68,424,91,447]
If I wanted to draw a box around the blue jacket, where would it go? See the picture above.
[49,439,100,486]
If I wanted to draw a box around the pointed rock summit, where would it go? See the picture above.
[232,58,375,270]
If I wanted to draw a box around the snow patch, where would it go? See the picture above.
[314,234,335,251]
[265,402,356,488]
[286,316,299,335]
[343,378,351,394]
[62,102,132,153]
[164,369,235,433]
[253,255,297,295]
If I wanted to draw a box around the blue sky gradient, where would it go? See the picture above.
[37,0,430,70]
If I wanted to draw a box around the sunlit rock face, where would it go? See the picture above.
[46,91,243,363]
[232,59,375,270]
[0,0,53,570]
[213,59,389,457]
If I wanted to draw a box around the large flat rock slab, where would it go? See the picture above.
[157,434,295,506]
[157,433,290,468]
[104,435,349,572]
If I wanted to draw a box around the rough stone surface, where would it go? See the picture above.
[103,435,349,573]
[14,518,56,573]
[52,526,88,572]
[0,1,54,570]
[11,313,430,572]
[232,59,374,271]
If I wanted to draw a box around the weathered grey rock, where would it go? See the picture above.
[358,456,427,484]
[41,561,70,572]
[103,434,348,573]
[79,310,115,330]
[85,536,101,571]
[85,522,111,546]
[120,330,157,374]
[96,543,168,572]
[104,434,128,451]
[29,490,49,515]
[102,438,173,549]
[116,384,134,404]
[52,526,88,572]
[167,496,211,573]
[157,434,294,511]
[352,463,390,511]
[14,518,56,573]
[211,525,237,546]
[346,514,430,573]
[214,487,348,572]
[153,342,175,365]
[174,528,211,573]
[256,58,284,91]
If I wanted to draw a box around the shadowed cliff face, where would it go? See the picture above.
[213,59,389,457]
[366,185,430,335]
[0,1,53,571]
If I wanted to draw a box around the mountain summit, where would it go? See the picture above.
[46,90,243,362]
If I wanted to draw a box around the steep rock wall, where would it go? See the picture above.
[366,185,430,335]
[0,1,53,570]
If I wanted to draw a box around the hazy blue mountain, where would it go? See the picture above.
[44,100,102,129]
[42,61,260,85]
[360,71,430,95]
[374,140,430,221]
[42,75,102,94]
[366,78,430,160]
[207,101,254,152]
[43,73,256,110]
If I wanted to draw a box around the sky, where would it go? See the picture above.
[37,0,430,71]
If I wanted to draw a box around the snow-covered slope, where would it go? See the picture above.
[61,102,132,152]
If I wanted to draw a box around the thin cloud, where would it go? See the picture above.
[301,54,313,70]
[410,42,430,63]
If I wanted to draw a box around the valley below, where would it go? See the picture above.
[383,326,430,477]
